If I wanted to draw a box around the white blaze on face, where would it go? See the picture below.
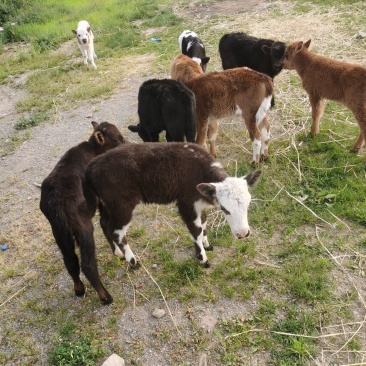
[214,177,252,238]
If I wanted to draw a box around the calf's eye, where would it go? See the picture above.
[220,205,230,215]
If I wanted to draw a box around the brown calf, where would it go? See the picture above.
[40,122,127,304]
[171,54,274,163]
[283,39,366,155]
[171,53,203,84]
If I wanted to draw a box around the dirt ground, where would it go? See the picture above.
[1,0,365,365]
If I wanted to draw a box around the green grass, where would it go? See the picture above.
[1,0,366,365]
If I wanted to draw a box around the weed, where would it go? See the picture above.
[48,333,106,366]
[14,112,48,130]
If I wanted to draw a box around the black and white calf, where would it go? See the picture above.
[128,78,196,143]
[85,142,261,268]
[179,30,210,72]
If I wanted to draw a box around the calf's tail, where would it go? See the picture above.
[185,92,197,142]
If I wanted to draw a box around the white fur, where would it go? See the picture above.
[113,224,136,263]
[261,127,270,155]
[193,199,212,263]
[73,20,97,70]
[252,139,261,163]
[211,162,223,169]
[255,95,271,125]
[178,30,198,51]
[212,177,252,238]
[192,57,202,66]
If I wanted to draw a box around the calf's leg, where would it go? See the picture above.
[76,221,113,304]
[242,110,262,165]
[259,116,270,161]
[100,203,139,268]
[350,106,366,152]
[178,202,210,267]
[308,94,325,136]
[47,219,86,297]
[196,115,209,151]
[207,117,219,157]
[78,45,88,66]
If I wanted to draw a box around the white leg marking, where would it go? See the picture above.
[113,242,124,259]
[196,230,208,263]
[123,244,136,263]
[202,221,210,248]
[260,127,270,155]
[255,96,271,125]
[252,139,261,162]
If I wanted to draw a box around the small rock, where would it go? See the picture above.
[198,353,208,366]
[152,264,158,269]
[101,353,125,366]
[152,308,166,319]
[355,31,366,39]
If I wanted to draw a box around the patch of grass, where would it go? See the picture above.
[14,112,49,129]
[48,333,106,366]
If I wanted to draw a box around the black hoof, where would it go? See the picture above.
[101,295,113,305]
[75,289,86,297]
[203,261,211,268]
[205,245,214,251]
[129,260,140,270]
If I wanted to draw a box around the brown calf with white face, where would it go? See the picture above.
[85,142,261,269]
[283,39,366,159]
[171,54,274,164]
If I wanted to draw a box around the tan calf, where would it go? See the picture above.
[171,54,274,163]
[283,39,366,155]
[171,53,203,84]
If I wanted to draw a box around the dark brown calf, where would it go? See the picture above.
[40,121,127,304]
[85,142,261,269]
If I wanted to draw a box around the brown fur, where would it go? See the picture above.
[283,39,366,154]
[40,122,127,304]
[171,54,274,163]
[171,53,203,84]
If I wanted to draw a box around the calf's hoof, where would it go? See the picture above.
[205,245,214,251]
[74,282,86,297]
[75,289,86,297]
[101,295,113,305]
[203,261,211,268]
[260,154,269,162]
[129,258,141,270]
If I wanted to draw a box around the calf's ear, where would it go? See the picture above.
[197,183,216,199]
[202,57,210,65]
[94,131,105,145]
[87,27,91,33]
[243,170,262,187]
[91,121,99,130]
[261,45,271,55]
[72,29,77,35]
[304,39,311,49]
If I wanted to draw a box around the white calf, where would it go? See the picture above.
[72,20,97,70]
